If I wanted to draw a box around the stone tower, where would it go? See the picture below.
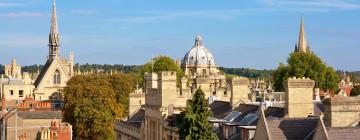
[49,0,60,60]
[227,77,250,108]
[5,59,22,79]
[295,17,310,53]
[285,77,315,118]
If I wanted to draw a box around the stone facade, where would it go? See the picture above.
[285,77,315,118]
[115,36,252,140]
[5,59,22,79]
[323,96,360,127]
[227,77,250,108]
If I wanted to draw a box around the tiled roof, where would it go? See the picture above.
[34,60,52,88]
[17,111,62,119]
[209,101,231,118]
[266,117,319,140]
[265,107,285,118]
[126,109,145,128]
[323,95,360,103]
[327,127,360,140]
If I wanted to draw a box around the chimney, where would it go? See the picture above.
[227,77,250,108]
[285,77,315,118]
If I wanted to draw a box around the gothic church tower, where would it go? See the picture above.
[33,0,74,101]
[294,17,310,53]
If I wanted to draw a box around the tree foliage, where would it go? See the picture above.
[350,86,360,96]
[63,74,135,139]
[273,52,339,92]
[176,88,218,140]
[139,55,184,86]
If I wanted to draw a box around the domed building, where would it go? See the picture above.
[181,35,227,99]
[181,35,220,77]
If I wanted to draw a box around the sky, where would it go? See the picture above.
[0,0,359,71]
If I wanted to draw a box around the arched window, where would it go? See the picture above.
[54,70,61,84]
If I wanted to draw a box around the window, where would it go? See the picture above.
[54,70,61,84]
[9,90,14,96]
[224,91,227,96]
[203,69,206,75]
[19,90,24,97]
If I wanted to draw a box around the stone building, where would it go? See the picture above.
[1,59,34,102]
[114,35,252,140]
[5,59,22,79]
[33,0,74,101]
[181,35,228,99]
[0,0,74,102]
[294,16,310,54]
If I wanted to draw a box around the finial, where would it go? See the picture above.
[194,35,203,47]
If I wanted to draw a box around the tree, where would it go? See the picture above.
[273,52,339,92]
[109,73,136,116]
[176,88,218,140]
[139,55,184,86]
[63,74,135,139]
[350,86,360,96]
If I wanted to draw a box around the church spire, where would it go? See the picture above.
[49,0,60,60]
[296,16,309,53]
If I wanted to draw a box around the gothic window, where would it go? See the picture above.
[54,70,61,84]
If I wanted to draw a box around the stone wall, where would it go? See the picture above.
[227,77,250,108]
[285,77,315,118]
[323,96,360,127]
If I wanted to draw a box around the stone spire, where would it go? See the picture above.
[194,35,203,47]
[296,16,309,53]
[49,0,60,60]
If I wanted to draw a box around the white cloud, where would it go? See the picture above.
[111,10,235,24]
[69,9,97,15]
[0,2,21,8]
[258,0,360,10]
[0,12,44,18]
[0,34,46,48]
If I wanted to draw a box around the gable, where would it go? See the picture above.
[34,58,70,90]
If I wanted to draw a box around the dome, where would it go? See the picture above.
[182,35,216,66]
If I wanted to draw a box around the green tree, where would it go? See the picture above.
[139,55,184,86]
[176,88,218,140]
[109,73,136,116]
[350,86,360,96]
[63,74,135,139]
[273,52,339,92]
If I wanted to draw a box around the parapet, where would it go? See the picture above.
[158,71,176,80]
[226,76,249,85]
[286,77,315,88]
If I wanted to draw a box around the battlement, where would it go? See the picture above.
[227,76,249,85]
[286,77,315,88]
[285,77,315,118]
[323,96,360,127]
[158,71,176,80]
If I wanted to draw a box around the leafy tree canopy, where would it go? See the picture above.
[273,52,339,92]
[176,88,219,140]
[139,55,184,85]
[350,86,360,96]
[63,74,135,139]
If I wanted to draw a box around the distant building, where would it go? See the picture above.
[0,0,75,102]
[294,17,311,54]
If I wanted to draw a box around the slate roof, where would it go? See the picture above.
[209,101,231,119]
[327,127,360,140]
[34,60,52,88]
[17,111,62,119]
[126,109,145,128]
[266,117,319,140]
[264,106,285,118]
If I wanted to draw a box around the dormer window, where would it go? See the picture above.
[54,70,61,84]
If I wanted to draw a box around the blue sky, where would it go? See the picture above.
[0,0,359,71]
